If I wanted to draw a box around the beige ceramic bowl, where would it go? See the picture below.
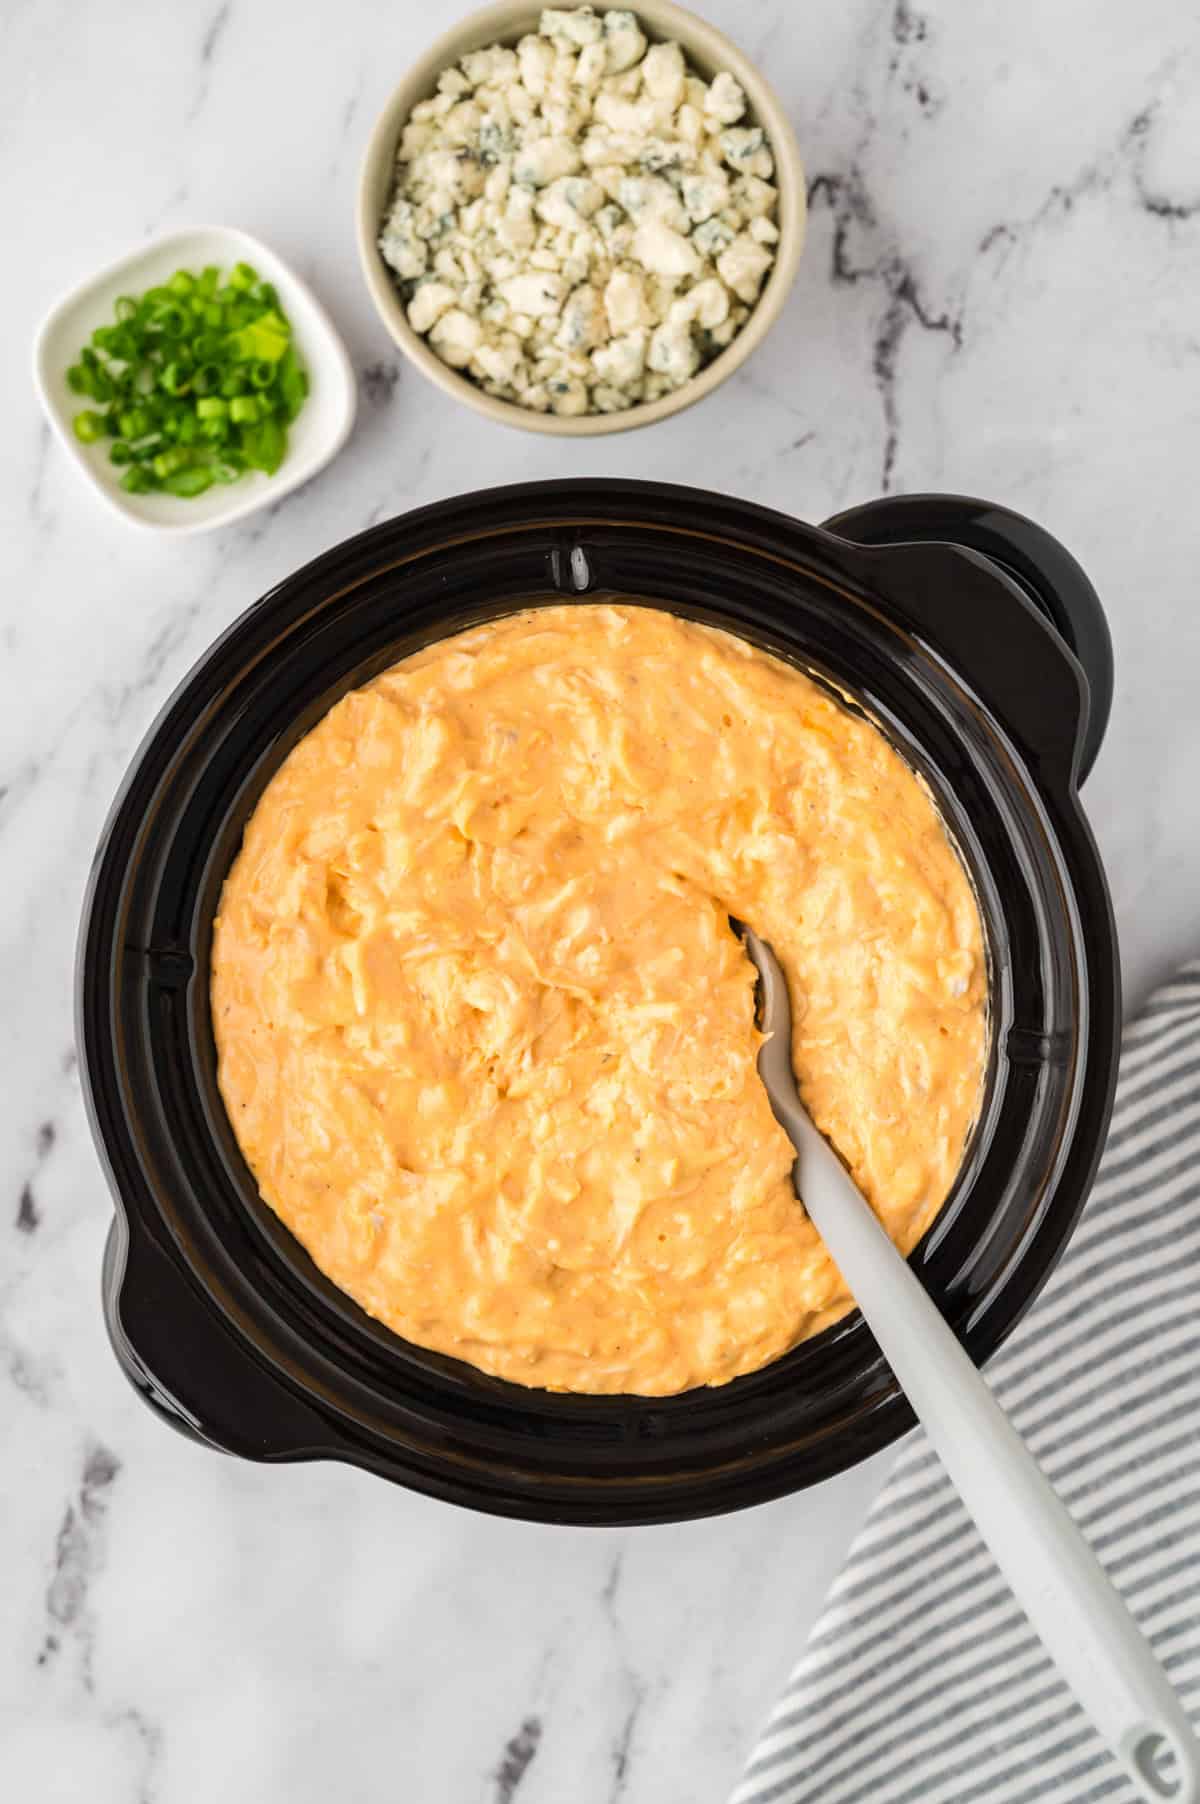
[356,0,806,435]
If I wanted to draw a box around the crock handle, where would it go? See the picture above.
[822,494,1113,785]
[105,1216,337,1462]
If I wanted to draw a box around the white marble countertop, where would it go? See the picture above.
[4,2,1199,1800]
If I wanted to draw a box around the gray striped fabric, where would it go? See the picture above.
[732,963,1200,1804]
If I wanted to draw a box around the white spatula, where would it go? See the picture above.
[739,924,1199,1804]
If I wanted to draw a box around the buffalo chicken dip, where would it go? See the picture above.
[212,605,987,1395]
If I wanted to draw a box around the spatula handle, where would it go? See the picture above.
[791,1113,1199,1804]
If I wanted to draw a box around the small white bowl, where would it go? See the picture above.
[33,225,357,535]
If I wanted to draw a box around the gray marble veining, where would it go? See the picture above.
[3,1,1199,1800]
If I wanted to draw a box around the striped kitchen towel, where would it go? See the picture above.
[733,962,1200,1804]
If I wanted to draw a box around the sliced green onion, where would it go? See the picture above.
[242,416,285,474]
[227,316,289,363]
[63,258,306,500]
[153,446,192,479]
[165,466,213,497]
[277,347,309,421]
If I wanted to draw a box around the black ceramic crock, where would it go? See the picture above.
[78,480,1120,1525]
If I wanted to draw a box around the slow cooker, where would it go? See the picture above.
[78,480,1120,1524]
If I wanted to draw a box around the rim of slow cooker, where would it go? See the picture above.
[81,484,1119,1523]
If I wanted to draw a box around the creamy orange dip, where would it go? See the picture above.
[212,604,987,1395]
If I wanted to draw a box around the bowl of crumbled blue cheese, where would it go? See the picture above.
[357,1,805,433]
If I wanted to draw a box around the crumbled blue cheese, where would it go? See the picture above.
[379,5,781,415]
[716,233,775,304]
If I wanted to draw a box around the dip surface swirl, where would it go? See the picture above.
[212,604,987,1395]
